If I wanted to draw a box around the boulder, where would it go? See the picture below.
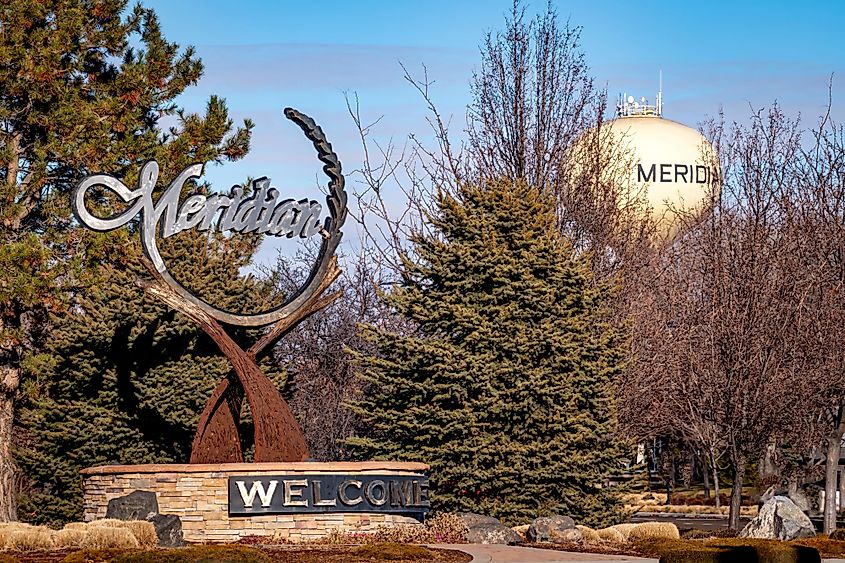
[104,489,183,547]
[106,490,159,521]
[789,489,812,513]
[511,524,530,540]
[458,512,502,528]
[465,522,522,545]
[146,514,184,547]
[527,515,576,543]
[740,496,815,540]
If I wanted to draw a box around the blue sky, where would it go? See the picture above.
[143,0,845,265]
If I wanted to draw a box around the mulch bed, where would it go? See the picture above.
[1,545,472,563]
[523,541,636,556]
[256,545,471,562]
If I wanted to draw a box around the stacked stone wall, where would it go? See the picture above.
[82,462,427,543]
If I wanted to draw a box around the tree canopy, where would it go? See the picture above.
[349,179,627,526]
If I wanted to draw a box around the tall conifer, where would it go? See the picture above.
[17,231,285,526]
[349,179,626,526]
[0,0,252,519]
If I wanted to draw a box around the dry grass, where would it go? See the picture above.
[53,528,88,549]
[117,521,157,548]
[81,526,140,549]
[86,519,127,528]
[64,522,88,531]
[608,523,638,541]
[628,522,680,542]
[575,525,601,543]
[623,491,758,517]
[6,528,55,552]
[597,527,625,544]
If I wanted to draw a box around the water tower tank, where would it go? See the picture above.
[602,92,719,234]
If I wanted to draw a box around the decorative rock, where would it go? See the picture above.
[147,514,184,547]
[511,524,530,540]
[465,522,523,545]
[106,490,159,520]
[527,515,576,543]
[789,489,812,513]
[740,496,815,540]
[459,512,503,528]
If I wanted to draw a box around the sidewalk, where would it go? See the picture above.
[434,544,657,563]
[437,544,845,563]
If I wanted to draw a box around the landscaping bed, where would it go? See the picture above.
[0,544,472,563]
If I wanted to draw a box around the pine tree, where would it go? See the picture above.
[349,179,627,526]
[0,0,252,519]
[16,231,285,526]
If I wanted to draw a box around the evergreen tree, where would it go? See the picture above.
[349,179,627,526]
[0,0,251,519]
[17,231,285,526]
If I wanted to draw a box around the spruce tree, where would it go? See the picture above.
[17,231,286,526]
[0,0,251,519]
[349,179,627,526]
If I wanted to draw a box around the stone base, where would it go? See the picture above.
[82,462,428,543]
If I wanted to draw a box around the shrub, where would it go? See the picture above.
[6,528,55,552]
[576,525,601,543]
[351,543,435,561]
[831,529,845,541]
[54,528,88,549]
[794,536,845,558]
[81,527,140,549]
[635,537,821,563]
[426,513,468,543]
[628,522,680,542]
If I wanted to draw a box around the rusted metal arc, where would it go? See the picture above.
[190,376,244,464]
[139,275,310,463]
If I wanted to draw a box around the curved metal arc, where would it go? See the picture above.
[75,108,347,327]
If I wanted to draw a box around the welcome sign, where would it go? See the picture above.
[228,474,430,515]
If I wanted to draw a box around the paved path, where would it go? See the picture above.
[434,545,657,563]
[437,544,845,563]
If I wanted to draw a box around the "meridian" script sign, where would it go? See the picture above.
[71,107,348,328]
[73,160,325,241]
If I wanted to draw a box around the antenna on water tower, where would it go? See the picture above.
[657,70,663,116]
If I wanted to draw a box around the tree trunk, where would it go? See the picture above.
[702,453,711,499]
[824,406,845,535]
[729,457,746,530]
[710,451,721,509]
[839,467,845,516]
[0,366,18,522]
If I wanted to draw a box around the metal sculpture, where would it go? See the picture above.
[72,108,347,463]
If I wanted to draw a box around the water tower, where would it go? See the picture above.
[605,82,719,235]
